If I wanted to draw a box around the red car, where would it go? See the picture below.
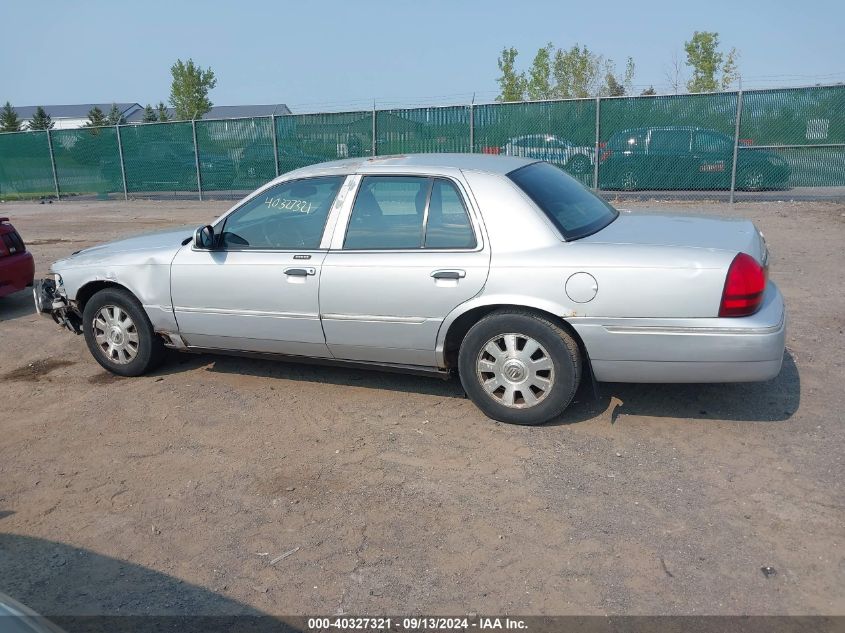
[0,217,35,298]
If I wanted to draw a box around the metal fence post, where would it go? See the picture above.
[270,114,280,177]
[192,119,203,201]
[45,129,60,200]
[469,96,475,152]
[115,124,128,201]
[729,87,744,204]
[372,102,377,156]
[593,96,601,190]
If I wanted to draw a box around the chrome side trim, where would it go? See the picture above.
[173,306,316,319]
[178,346,451,379]
[321,313,429,324]
[603,316,784,336]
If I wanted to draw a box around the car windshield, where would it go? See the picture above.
[508,162,618,240]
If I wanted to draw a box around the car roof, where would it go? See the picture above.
[610,126,709,136]
[279,153,537,180]
[510,134,564,140]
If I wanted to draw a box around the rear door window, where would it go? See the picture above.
[424,179,476,249]
[344,176,429,249]
[693,131,732,154]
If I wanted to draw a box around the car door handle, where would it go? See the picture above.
[284,267,316,277]
[431,269,466,280]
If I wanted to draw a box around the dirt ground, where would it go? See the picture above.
[0,197,843,618]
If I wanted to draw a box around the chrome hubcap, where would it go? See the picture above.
[93,305,139,364]
[476,333,555,409]
[746,171,763,189]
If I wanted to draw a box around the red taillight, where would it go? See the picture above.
[599,149,612,162]
[719,253,766,317]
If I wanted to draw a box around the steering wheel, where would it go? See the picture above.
[260,216,307,248]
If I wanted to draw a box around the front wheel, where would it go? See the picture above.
[458,311,582,425]
[82,287,166,376]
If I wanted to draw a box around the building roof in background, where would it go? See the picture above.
[15,103,140,119]
[203,104,292,118]
[125,103,292,122]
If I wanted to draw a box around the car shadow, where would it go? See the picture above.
[549,349,800,426]
[0,532,300,632]
[153,351,468,399]
[0,288,36,321]
[154,349,799,426]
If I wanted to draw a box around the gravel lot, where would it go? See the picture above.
[0,197,843,618]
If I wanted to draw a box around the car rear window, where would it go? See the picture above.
[508,162,618,240]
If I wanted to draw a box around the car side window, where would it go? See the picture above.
[610,131,646,152]
[219,176,343,250]
[343,176,430,249]
[693,131,732,154]
[424,179,476,249]
[649,130,691,154]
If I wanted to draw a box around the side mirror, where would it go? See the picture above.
[193,225,215,250]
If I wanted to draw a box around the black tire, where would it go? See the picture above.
[82,287,166,377]
[740,168,765,192]
[621,170,639,191]
[458,310,581,425]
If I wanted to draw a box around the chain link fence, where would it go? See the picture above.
[1,84,843,202]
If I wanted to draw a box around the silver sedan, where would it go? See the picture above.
[34,154,786,425]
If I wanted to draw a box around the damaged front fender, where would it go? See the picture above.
[33,276,82,334]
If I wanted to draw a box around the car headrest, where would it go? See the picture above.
[355,187,383,218]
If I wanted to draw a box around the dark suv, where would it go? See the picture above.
[598,126,790,191]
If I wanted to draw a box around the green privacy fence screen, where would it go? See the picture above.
[1,84,843,200]
[0,130,54,197]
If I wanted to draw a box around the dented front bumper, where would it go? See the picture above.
[33,276,82,334]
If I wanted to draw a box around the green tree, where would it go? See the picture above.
[0,102,22,132]
[106,103,126,125]
[28,106,54,130]
[640,86,657,96]
[169,58,217,119]
[684,31,739,92]
[84,106,108,128]
[496,47,525,102]
[611,57,636,96]
[553,45,600,98]
[141,104,157,123]
[526,43,555,100]
[156,101,170,122]
[552,45,633,98]
[605,75,625,97]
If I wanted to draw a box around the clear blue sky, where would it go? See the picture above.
[3,0,843,112]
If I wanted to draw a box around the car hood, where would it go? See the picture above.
[582,210,766,263]
[53,227,194,269]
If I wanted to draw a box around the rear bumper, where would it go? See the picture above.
[570,281,786,383]
[0,252,35,298]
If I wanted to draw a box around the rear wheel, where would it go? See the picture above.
[458,310,581,425]
[621,170,639,190]
[82,287,166,377]
[741,168,765,191]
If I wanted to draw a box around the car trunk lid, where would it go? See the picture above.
[580,210,767,264]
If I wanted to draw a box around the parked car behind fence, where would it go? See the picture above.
[502,134,594,176]
[599,126,791,191]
